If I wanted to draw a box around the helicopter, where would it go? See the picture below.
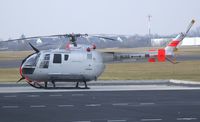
[4,19,195,89]
[17,33,115,89]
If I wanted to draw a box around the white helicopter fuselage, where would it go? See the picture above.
[21,49,105,83]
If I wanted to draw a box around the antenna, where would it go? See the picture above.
[147,15,152,46]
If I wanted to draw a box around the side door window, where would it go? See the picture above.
[64,54,69,61]
[53,54,62,64]
[39,54,50,68]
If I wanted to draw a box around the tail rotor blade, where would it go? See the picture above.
[185,19,195,35]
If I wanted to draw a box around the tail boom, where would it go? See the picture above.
[147,19,195,63]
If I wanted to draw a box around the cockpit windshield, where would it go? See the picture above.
[24,53,40,67]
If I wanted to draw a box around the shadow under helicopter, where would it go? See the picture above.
[27,81,90,89]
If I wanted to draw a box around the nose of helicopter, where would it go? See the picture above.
[19,66,23,77]
[18,53,38,82]
[17,64,25,82]
[18,63,36,83]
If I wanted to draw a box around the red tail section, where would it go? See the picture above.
[147,49,166,62]
[147,19,195,63]
[168,39,181,47]
[157,49,165,62]
[148,58,156,62]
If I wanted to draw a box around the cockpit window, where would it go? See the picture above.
[40,54,50,68]
[24,53,40,67]
[44,54,50,60]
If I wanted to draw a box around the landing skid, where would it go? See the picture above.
[26,81,90,89]
[76,81,89,89]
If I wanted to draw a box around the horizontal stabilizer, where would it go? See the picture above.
[166,56,177,64]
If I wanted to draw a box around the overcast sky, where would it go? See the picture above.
[0,0,199,40]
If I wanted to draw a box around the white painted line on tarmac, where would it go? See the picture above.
[58,105,74,107]
[49,94,63,97]
[140,103,155,106]
[170,79,200,85]
[4,95,17,98]
[30,105,46,108]
[85,104,101,107]
[73,121,91,122]
[177,118,197,121]
[72,94,84,96]
[2,106,19,109]
[1,84,200,93]
[107,120,127,122]
[27,95,40,97]
[141,118,162,121]
[112,103,129,106]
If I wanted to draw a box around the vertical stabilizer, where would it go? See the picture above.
[165,19,195,55]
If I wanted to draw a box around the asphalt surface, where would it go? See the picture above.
[0,82,200,122]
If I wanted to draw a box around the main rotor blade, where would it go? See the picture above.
[29,43,40,53]
[2,33,119,49]
[3,34,69,42]
[92,36,118,41]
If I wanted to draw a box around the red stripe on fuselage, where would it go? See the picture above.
[19,66,23,76]
[168,40,180,47]
[25,76,32,83]
[66,42,70,49]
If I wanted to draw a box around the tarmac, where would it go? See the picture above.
[0,80,200,122]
